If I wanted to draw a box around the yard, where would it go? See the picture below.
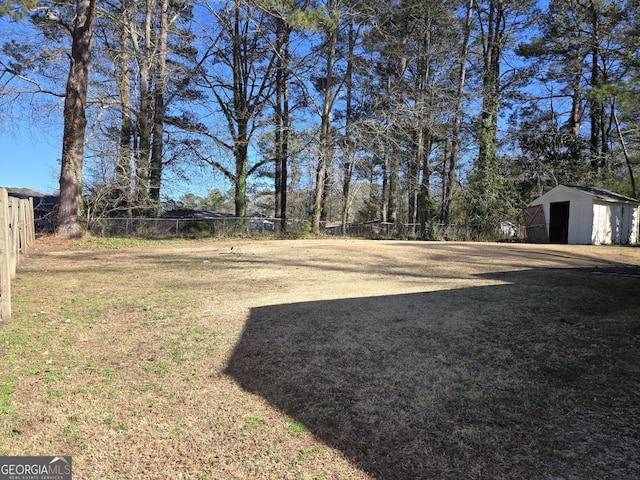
[1,238,639,479]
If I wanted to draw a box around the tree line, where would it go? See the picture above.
[1,0,639,239]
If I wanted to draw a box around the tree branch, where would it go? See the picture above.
[31,7,74,35]
[0,67,65,97]
[184,142,236,182]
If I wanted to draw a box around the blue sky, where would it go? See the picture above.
[0,121,62,194]
[0,15,63,194]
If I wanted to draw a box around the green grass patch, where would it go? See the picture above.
[240,416,265,432]
[75,236,167,250]
[133,383,160,393]
[138,360,171,377]
[287,421,308,435]
[62,415,86,447]
[0,375,16,416]
[291,446,324,468]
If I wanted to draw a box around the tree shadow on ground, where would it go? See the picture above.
[224,266,640,479]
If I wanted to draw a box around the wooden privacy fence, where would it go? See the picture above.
[0,188,36,321]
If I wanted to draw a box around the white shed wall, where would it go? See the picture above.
[631,207,639,244]
[568,200,594,244]
[622,204,640,244]
[592,203,611,245]
[591,202,639,245]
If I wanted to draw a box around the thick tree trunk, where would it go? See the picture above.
[417,128,434,239]
[56,0,96,238]
[281,84,289,226]
[588,0,602,172]
[116,16,133,217]
[341,24,355,234]
[274,97,283,219]
[408,130,420,229]
[134,0,154,212]
[381,76,392,224]
[312,15,338,234]
[442,0,473,225]
[235,138,249,218]
[149,0,169,208]
[471,0,503,237]
[274,18,291,230]
[274,47,283,220]
[477,1,500,175]
[388,150,398,227]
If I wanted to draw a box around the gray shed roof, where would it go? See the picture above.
[562,185,639,204]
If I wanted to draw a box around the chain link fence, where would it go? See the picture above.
[86,216,304,238]
[85,216,525,241]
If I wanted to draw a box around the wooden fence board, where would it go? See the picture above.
[0,189,11,321]
[9,196,18,278]
[0,188,36,321]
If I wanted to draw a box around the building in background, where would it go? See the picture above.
[524,185,639,245]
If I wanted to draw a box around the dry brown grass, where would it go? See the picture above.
[1,237,639,479]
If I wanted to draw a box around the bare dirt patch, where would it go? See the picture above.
[1,238,639,479]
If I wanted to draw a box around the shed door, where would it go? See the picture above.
[523,205,548,243]
[549,201,570,244]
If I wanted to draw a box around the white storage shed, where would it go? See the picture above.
[524,185,640,245]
